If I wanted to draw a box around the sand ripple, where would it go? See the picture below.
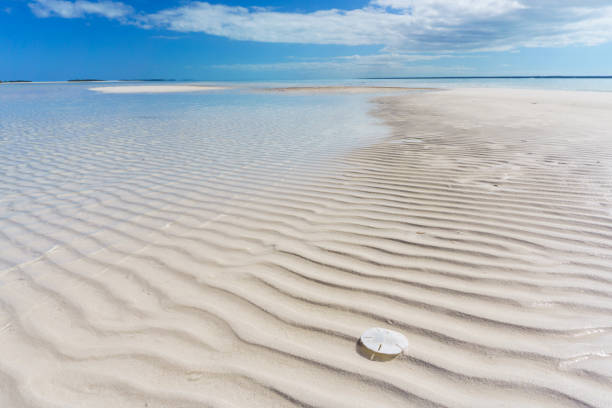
[1,87,612,407]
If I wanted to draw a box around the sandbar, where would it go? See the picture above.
[263,86,434,93]
[89,85,227,93]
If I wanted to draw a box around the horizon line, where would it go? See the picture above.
[3,75,612,84]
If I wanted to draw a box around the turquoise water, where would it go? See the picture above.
[0,83,384,192]
[0,83,385,268]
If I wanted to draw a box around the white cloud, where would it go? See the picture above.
[151,35,184,40]
[135,1,526,47]
[372,0,525,18]
[29,0,132,19]
[139,4,404,46]
[524,6,612,47]
[134,1,612,52]
[26,0,612,52]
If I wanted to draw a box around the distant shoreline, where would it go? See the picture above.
[0,79,178,84]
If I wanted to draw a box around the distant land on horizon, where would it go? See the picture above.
[67,79,105,82]
[0,79,178,83]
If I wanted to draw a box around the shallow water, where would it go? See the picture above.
[0,84,384,269]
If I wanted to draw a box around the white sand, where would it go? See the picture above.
[1,88,612,407]
[89,85,227,93]
[264,86,431,93]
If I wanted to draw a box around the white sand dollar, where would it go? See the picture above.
[360,328,408,360]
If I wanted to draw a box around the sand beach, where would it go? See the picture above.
[1,86,611,407]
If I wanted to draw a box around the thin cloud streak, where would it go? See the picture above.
[214,54,448,70]
[29,0,132,19]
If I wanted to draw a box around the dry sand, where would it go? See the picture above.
[1,88,612,407]
[89,85,227,93]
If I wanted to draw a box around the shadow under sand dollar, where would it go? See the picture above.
[356,340,403,362]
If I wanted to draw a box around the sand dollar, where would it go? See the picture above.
[359,328,408,360]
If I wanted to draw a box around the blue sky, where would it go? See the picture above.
[2,0,612,81]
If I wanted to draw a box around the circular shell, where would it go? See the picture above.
[359,328,408,361]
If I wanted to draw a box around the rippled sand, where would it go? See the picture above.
[1,88,612,407]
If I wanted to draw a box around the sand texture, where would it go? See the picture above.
[89,85,227,93]
[1,88,612,407]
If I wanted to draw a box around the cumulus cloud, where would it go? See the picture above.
[522,6,612,47]
[372,0,526,18]
[29,0,132,19]
[138,4,404,46]
[26,0,612,51]
[138,1,612,51]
